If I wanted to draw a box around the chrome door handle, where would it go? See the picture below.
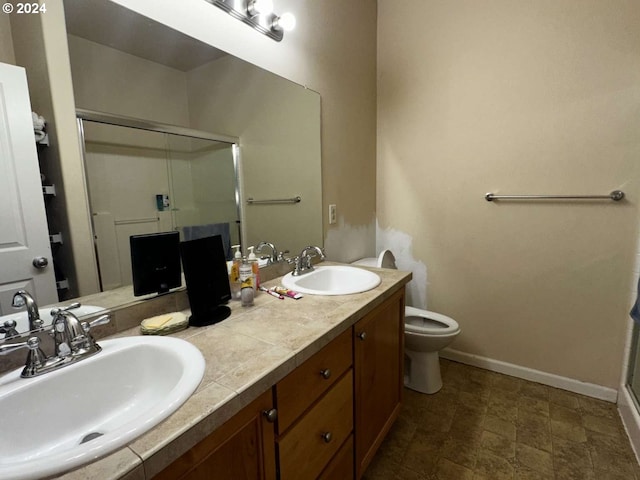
[32,257,48,269]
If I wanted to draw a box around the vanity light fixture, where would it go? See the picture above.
[206,0,296,42]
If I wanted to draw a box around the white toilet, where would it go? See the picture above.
[352,250,461,394]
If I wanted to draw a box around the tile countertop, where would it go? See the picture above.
[55,264,412,480]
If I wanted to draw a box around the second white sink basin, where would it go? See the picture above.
[282,265,381,295]
[0,335,205,480]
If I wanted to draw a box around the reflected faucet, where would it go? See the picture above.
[0,303,110,378]
[255,241,289,264]
[12,290,43,331]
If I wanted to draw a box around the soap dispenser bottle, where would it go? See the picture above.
[247,246,260,291]
[239,257,254,307]
[229,245,242,300]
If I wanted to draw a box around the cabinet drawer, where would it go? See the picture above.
[318,434,354,480]
[278,369,353,480]
[276,328,352,433]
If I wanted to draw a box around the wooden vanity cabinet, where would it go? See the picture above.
[354,288,405,479]
[154,389,276,480]
[153,287,405,480]
[275,328,354,480]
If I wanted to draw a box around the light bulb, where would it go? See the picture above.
[248,0,273,16]
[273,12,296,31]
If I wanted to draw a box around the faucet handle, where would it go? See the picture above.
[0,336,44,361]
[277,250,290,262]
[49,302,81,317]
[81,314,111,334]
[0,320,18,339]
[80,314,110,350]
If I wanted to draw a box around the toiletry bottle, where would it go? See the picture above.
[247,246,260,291]
[239,257,254,307]
[229,245,242,300]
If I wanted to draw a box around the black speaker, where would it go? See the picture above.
[179,234,232,327]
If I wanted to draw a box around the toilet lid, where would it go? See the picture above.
[405,307,460,336]
[377,250,397,269]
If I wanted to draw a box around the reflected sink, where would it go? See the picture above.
[1,304,106,334]
[0,335,205,480]
[282,265,381,295]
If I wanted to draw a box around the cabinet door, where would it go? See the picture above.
[354,288,405,479]
[154,389,276,480]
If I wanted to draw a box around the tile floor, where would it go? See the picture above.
[364,359,640,480]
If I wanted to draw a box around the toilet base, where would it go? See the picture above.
[404,350,443,394]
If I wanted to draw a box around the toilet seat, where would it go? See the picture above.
[405,306,460,336]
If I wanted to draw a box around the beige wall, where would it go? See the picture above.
[186,54,322,256]
[111,0,378,262]
[378,0,640,389]
[0,14,15,64]
[67,35,190,125]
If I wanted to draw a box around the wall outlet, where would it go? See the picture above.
[329,204,337,225]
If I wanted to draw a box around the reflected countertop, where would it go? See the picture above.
[56,263,412,480]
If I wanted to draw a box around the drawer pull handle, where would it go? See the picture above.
[321,431,333,443]
[358,331,367,341]
[320,368,331,379]
[263,408,278,423]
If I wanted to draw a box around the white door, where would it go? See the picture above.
[0,62,57,316]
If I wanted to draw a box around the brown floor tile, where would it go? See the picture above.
[401,430,440,476]
[515,443,554,477]
[520,382,550,401]
[516,413,553,453]
[550,418,587,443]
[582,413,623,437]
[552,436,592,471]
[479,430,515,458]
[433,458,475,480]
[549,387,581,409]
[377,415,417,462]
[518,395,550,417]
[440,436,479,470]
[483,415,517,442]
[491,373,523,394]
[474,449,515,479]
[578,395,618,420]
[549,402,582,425]
[368,361,640,480]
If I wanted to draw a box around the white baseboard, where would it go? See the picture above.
[618,385,640,464]
[441,348,618,403]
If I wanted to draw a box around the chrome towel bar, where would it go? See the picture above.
[247,195,302,205]
[485,190,625,202]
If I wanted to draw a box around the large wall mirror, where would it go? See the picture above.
[55,0,322,297]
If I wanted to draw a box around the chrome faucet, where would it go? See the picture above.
[50,305,109,359]
[289,245,326,276]
[255,241,289,265]
[0,302,110,378]
[11,290,43,330]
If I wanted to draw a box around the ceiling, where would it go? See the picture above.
[63,0,227,72]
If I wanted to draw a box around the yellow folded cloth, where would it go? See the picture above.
[140,312,188,335]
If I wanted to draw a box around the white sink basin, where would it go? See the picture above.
[1,304,106,334]
[0,335,205,480]
[282,265,381,295]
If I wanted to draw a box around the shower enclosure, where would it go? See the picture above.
[76,110,241,292]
